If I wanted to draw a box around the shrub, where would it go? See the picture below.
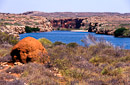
[0,54,12,62]
[114,27,127,37]
[0,31,19,45]
[82,34,112,48]
[38,38,52,48]
[53,41,66,46]
[89,56,104,64]
[101,67,123,76]
[57,27,60,30]
[67,42,79,48]
[120,56,130,62]
[20,63,58,85]
[101,68,109,75]
[123,29,130,37]
[0,49,9,58]
[25,26,40,33]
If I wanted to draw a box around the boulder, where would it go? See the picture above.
[10,37,50,64]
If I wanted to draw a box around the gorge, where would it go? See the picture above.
[0,11,130,38]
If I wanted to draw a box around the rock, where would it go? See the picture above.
[50,18,84,29]
[10,37,50,64]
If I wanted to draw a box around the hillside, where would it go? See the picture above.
[0,11,130,37]
[22,11,130,18]
[0,13,52,37]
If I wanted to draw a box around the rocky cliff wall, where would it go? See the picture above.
[50,18,85,29]
[50,17,119,35]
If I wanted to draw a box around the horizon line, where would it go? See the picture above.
[0,11,130,14]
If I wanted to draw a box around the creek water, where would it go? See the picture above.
[20,31,130,49]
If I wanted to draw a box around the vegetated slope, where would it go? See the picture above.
[0,35,130,85]
[22,11,130,18]
[0,13,52,36]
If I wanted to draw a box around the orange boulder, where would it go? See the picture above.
[10,37,50,64]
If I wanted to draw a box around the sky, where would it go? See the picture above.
[0,0,130,13]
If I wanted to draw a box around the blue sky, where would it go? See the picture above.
[0,0,130,13]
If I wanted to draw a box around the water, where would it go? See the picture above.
[20,31,130,49]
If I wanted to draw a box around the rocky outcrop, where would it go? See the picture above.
[0,26,20,38]
[39,19,52,32]
[6,25,26,34]
[10,37,50,64]
[50,18,84,29]
[0,13,52,35]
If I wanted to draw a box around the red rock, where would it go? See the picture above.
[10,37,50,64]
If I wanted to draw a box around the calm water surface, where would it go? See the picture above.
[20,31,130,49]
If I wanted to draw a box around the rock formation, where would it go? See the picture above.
[0,13,52,36]
[1,12,130,36]
[10,37,50,64]
[0,26,20,38]
[50,18,84,29]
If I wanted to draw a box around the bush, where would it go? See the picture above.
[0,31,19,45]
[25,26,40,33]
[82,34,112,47]
[123,29,130,37]
[114,27,127,37]
[53,41,66,46]
[67,42,79,48]
[101,68,109,75]
[38,38,52,48]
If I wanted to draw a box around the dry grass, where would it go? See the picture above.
[0,35,129,85]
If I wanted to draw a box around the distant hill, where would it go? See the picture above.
[21,11,130,18]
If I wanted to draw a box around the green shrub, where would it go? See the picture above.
[53,41,66,46]
[38,38,52,48]
[0,49,9,57]
[110,68,123,76]
[123,29,130,37]
[25,26,32,33]
[120,56,130,62]
[89,56,104,64]
[57,28,60,30]
[101,67,123,76]
[0,31,19,45]
[101,68,109,75]
[67,42,79,48]
[114,27,127,37]
[25,26,40,33]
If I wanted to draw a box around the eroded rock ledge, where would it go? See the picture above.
[0,13,53,38]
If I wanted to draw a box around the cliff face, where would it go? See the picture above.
[50,15,130,35]
[50,18,85,29]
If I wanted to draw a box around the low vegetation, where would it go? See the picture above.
[38,38,53,48]
[114,27,130,37]
[0,31,19,45]
[25,26,40,33]
[0,33,130,85]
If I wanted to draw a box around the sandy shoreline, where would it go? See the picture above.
[71,30,88,32]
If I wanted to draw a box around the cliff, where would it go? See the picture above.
[50,18,85,29]
[50,15,130,35]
